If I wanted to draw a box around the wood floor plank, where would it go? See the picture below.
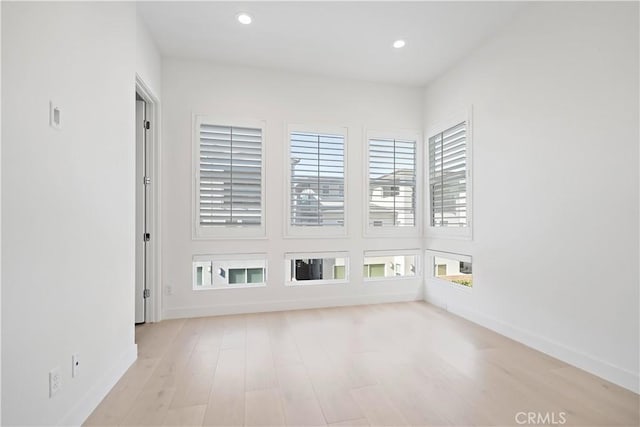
[120,387,176,426]
[280,395,327,426]
[245,315,278,391]
[163,404,207,426]
[202,348,246,426]
[245,388,285,426]
[85,302,640,427]
[329,418,370,426]
[350,385,408,427]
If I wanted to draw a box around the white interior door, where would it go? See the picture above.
[135,98,148,324]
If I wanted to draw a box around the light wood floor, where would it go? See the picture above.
[85,302,639,426]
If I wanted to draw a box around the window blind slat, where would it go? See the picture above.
[199,124,262,227]
[429,121,468,227]
[368,138,416,228]
[290,131,345,227]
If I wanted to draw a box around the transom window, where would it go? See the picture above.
[363,251,419,280]
[428,250,473,288]
[193,255,267,289]
[285,252,349,285]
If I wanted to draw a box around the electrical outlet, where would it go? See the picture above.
[72,354,80,378]
[166,285,173,295]
[49,367,61,397]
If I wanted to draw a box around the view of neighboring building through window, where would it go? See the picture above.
[286,254,348,283]
[363,253,417,279]
[433,254,472,287]
[363,263,386,278]
[290,131,345,227]
[368,138,416,227]
[198,123,262,227]
[229,267,264,284]
[429,121,468,227]
[193,256,267,289]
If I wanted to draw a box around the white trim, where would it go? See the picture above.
[193,283,267,291]
[425,249,472,264]
[424,299,640,394]
[364,128,422,238]
[285,124,348,238]
[426,270,474,294]
[61,344,137,426]
[284,251,350,286]
[164,292,423,319]
[284,251,350,259]
[424,106,473,241]
[135,75,162,323]
[192,115,267,240]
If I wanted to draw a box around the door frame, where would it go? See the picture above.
[135,75,162,323]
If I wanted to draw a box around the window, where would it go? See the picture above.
[363,263,386,278]
[368,137,416,228]
[289,129,345,233]
[195,118,264,238]
[363,251,419,280]
[285,252,349,285]
[428,251,472,288]
[193,255,267,289]
[428,121,469,230]
[229,268,264,284]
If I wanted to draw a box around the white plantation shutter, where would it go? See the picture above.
[290,132,345,226]
[429,121,467,227]
[199,124,262,226]
[368,138,416,227]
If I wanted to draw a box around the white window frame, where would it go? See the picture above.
[425,107,473,240]
[192,115,267,239]
[362,249,421,282]
[284,251,350,286]
[192,253,268,290]
[285,124,348,238]
[426,250,473,293]
[364,129,422,237]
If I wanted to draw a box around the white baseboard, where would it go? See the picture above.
[164,292,422,319]
[60,344,138,426]
[426,296,639,394]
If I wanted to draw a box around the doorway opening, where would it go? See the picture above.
[135,94,149,324]
[135,78,160,324]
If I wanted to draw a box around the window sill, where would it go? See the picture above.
[285,279,349,287]
[363,276,420,283]
[428,277,473,293]
[193,283,266,291]
[284,226,347,239]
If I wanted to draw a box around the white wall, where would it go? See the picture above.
[162,59,424,318]
[423,2,639,392]
[2,2,137,425]
[0,2,3,421]
[135,13,163,323]
[136,13,162,98]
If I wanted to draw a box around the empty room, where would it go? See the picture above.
[1,1,639,426]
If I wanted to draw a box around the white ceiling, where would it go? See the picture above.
[138,1,526,87]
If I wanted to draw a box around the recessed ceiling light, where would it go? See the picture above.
[393,40,406,49]
[237,13,253,25]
